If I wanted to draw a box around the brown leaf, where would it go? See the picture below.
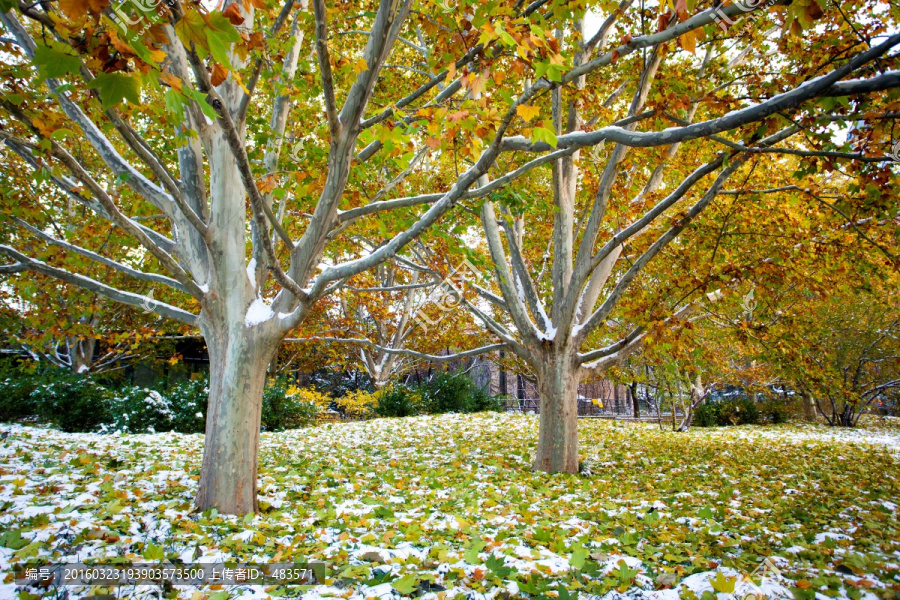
[247,31,265,51]
[222,4,245,25]
[58,0,89,20]
[805,0,824,20]
[88,0,110,13]
[210,63,228,86]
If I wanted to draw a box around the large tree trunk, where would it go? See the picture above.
[533,359,580,473]
[194,322,279,514]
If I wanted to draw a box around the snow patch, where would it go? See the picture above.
[245,296,274,327]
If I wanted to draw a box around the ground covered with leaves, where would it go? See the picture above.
[1,414,898,600]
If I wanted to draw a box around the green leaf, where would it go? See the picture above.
[242,511,254,525]
[182,87,219,121]
[143,542,165,561]
[0,530,30,550]
[391,574,418,595]
[33,46,81,82]
[569,547,587,569]
[87,72,142,109]
[531,127,558,148]
[206,29,234,72]
[463,539,486,564]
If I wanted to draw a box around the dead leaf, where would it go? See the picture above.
[210,63,228,86]
[222,4,245,26]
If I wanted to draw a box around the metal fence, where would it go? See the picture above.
[504,397,680,421]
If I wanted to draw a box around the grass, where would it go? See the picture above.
[0,413,898,600]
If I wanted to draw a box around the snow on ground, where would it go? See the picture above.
[0,414,898,599]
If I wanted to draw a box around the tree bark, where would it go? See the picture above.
[194,321,279,514]
[533,358,580,474]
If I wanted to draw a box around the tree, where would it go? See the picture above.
[446,1,900,471]
[1,0,685,511]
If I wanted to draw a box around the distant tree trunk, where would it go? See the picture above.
[533,358,580,474]
[630,381,640,418]
[801,389,817,422]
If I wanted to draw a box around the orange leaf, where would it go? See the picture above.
[257,175,277,194]
[250,0,266,8]
[222,4,245,25]
[611,49,620,64]
[210,63,228,86]
[247,31,265,51]
[446,110,470,123]
[88,0,109,13]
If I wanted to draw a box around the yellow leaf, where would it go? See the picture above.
[516,104,541,122]
[679,29,701,53]
[352,58,369,75]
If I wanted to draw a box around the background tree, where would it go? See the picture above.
[447,0,900,472]
[0,0,661,512]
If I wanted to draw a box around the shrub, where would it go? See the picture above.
[262,380,330,431]
[335,388,379,419]
[166,377,209,433]
[31,372,112,432]
[104,387,176,434]
[694,396,762,427]
[693,401,720,427]
[0,373,39,421]
[419,372,504,414]
[759,398,790,424]
[374,384,422,418]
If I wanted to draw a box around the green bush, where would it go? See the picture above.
[166,377,208,433]
[0,373,39,421]
[693,401,720,427]
[32,373,112,433]
[717,396,759,425]
[374,385,422,418]
[261,378,322,431]
[694,396,761,427]
[104,387,176,434]
[759,398,790,424]
[419,372,504,414]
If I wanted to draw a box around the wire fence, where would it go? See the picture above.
[503,397,682,422]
